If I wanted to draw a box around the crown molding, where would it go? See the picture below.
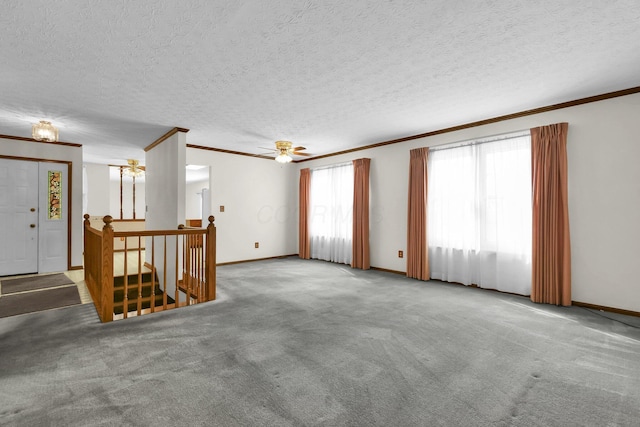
[187,85,640,163]
[144,127,190,152]
[186,144,274,160]
[0,134,82,147]
[296,85,640,162]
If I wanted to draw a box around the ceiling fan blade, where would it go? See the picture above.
[292,152,311,156]
[292,146,306,151]
[258,147,276,151]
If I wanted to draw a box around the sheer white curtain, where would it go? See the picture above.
[310,163,353,264]
[427,133,532,295]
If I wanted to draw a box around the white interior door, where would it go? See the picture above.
[0,159,39,276]
[38,163,68,273]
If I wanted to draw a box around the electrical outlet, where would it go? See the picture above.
[398,250,403,258]
[255,242,259,248]
[220,205,225,212]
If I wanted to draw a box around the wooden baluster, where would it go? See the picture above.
[96,228,103,314]
[178,225,186,305]
[137,237,142,316]
[123,234,128,319]
[174,235,179,307]
[184,234,193,305]
[182,232,187,306]
[194,234,199,301]
[150,236,155,313]
[198,233,204,301]
[163,236,168,310]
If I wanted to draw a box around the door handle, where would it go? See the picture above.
[30,224,36,228]
[30,208,36,212]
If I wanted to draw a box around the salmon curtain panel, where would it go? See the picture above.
[299,168,311,259]
[352,158,371,269]
[407,147,430,280]
[531,123,571,306]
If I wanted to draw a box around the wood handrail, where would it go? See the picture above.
[113,229,206,237]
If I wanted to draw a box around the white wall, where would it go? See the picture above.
[296,92,640,312]
[0,138,83,268]
[186,148,297,264]
[84,162,110,216]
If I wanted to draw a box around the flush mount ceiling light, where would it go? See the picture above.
[32,120,58,142]
[123,159,145,177]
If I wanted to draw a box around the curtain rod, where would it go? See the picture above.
[428,129,531,153]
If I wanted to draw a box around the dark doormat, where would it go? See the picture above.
[0,273,74,294]
[0,286,81,318]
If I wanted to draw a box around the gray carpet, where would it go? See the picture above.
[0,257,639,426]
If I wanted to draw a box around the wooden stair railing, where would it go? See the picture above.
[83,214,216,322]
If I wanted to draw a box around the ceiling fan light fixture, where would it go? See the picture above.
[123,159,145,177]
[275,153,292,164]
[274,140,294,163]
[32,120,58,142]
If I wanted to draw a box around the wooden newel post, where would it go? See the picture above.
[205,215,216,301]
[102,215,114,322]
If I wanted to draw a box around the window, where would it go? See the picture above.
[427,132,532,295]
[309,163,353,264]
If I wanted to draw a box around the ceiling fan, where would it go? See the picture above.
[260,141,311,163]
[123,159,145,177]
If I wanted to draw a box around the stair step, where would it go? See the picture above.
[113,293,175,315]
[113,281,157,291]
[113,272,155,287]
[112,270,176,315]
[114,294,164,307]
[113,288,162,303]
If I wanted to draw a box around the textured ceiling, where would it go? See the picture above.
[1,1,640,164]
